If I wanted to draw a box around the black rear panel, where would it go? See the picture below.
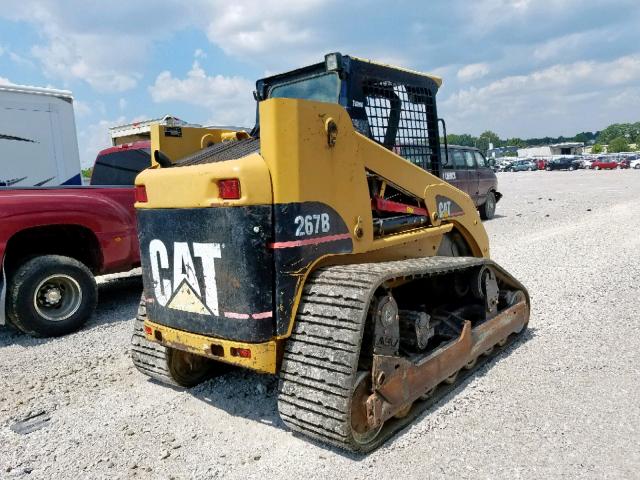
[137,206,274,342]
[172,138,260,168]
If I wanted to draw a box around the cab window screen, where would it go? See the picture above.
[363,80,436,171]
[269,72,340,103]
[90,149,150,186]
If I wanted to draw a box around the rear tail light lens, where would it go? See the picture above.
[135,185,148,203]
[218,179,241,200]
[230,347,251,358]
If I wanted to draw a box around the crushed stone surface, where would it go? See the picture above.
[1,169,638,479]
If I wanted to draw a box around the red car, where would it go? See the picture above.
[0,142,150,337]
[590,157,618,170]
[534,158,547,170]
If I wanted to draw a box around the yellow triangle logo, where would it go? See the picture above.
[167,280,210,315]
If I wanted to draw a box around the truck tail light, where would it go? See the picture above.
[218,179,241,200]
[135,185,148,203]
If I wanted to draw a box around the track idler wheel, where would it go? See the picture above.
[350,372,383,447]
[505,290,529,332]
[167,348,213,387]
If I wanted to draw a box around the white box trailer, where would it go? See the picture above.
[0,84,81,187]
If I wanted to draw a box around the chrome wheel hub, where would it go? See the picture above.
[34,274,82,322]
[44,287,62,305]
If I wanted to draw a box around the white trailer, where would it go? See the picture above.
[0,84,81,187]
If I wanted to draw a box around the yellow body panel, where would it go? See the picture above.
[136,98,492,369]
[258,98,489,260]
[148,125,245,166]
[144,319,279,374]
[136,153,272,209]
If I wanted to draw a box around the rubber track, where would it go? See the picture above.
[130,296,180,387]
[277,256,527,452]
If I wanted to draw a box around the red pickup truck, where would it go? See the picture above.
[0,142,149,337]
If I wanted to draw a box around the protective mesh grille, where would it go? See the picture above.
[363,80,436,169]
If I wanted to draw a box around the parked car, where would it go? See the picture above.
[630,159,640,169]
[494,158,513,172]
[579,158,594,169]
[590,157,618,170]
[616,158,630,169]
[545,157,581,171]
[506,159,537,172]
[533,158,547,170]
[440,145,502,220]
[0,142,152,337]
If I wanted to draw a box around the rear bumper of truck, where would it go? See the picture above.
[142,319,279,374]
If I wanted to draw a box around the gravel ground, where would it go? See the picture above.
[1,169,639,479]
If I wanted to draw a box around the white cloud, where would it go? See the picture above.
[457,63,490,82]
[73,100,92,117]
[77,117,126,168]
[8,50,35,68]
[119,98,128,111]
[0,77,13,86]
[0,0,193,93]
[149,61,255,126]
[31,38,140,92]
[0,0,333,92]
[442,54,640,137]
[202,0,332,63]
[194,49,207,59]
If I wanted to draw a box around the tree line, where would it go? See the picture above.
[446,121,640,154]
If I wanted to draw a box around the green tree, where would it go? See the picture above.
[591,143,604,154]
[476,130,501,152]
[446,133,477,147]
[505,137,526,148]
[597,122,640,144]
[81,167,93,178]
[574,132,591,143]
[608,136,629,153]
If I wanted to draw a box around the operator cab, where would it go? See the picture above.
[254,53,444,177]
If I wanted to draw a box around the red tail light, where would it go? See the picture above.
[135,185,148,203]
[218,179,241,200]
[230,347,251,358]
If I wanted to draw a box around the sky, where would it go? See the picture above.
[0,0,639,167]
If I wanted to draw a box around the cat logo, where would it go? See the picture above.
[148,239,221,316]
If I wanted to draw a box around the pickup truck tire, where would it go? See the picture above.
[7,255,97,337]
[479,191,496,220]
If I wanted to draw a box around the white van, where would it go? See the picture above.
[0,84,81,187]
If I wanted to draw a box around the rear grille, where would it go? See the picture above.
[172,138,260,167]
